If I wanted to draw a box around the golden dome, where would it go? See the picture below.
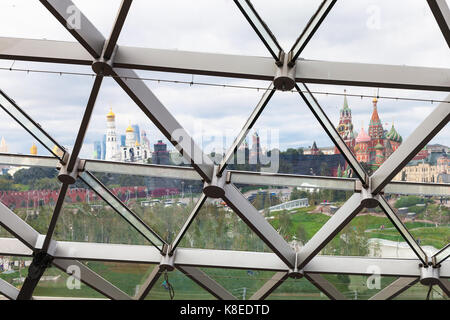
[106,108,115,119]
[372,97,378,103]
[126,124,134,133]
[135,140,140,147]
[30,143,37,155]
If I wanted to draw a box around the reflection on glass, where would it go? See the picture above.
[235,0,282,60]
[79,171,165,250]
[433,244,449,265]
[0,90,65,159]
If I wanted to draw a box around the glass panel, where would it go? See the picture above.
[90,171,202,244]
[394,281,447,300]
[238,90,351,177]
[180,199,270,252]
[321,208,419,259]
[201,268,276,300]
[0,256,32,291]
[145,269,216,300]
[54,177,150,246]
[317,274,397,300]
[0,165,60,235]
[301,0,450,68]
[382,194,449,252]
[267,277,327,300]
[78,172,164,248]
[81,261,156,298]
[0,90,65,159]
[34,265,102,299]
[235,184,353,247]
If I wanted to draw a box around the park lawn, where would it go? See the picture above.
[367,226,450,248]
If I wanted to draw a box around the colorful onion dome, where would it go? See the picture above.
[375,142,384,150]
[356,127,370,143]
[386,123,402,143]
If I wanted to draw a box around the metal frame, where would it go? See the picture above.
[0,0,448,300]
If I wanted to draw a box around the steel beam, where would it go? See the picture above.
[296,83,368,185]
[111,67,214,182]
[39,0,105,58]
[368,277,419,300]
[427,0,450,48]
[229,170,356,191]
[174,248,289,272]
[297,193,364,269]
[103,0,133,60]
[67,75,103,171]
[53,240,162,264]
[41,183,70,252]
[27,240,450,278]
[217,83,275,175]
[0,202,40,249]
[52,259,131,300]
[177,266,236,300]
[433,244,450,266]
[1,37,450,91]
[0,238,33,257]
[0,153,58,168]
[79,171,166,250]
[304,256,426,278]
[136,266,163,300]
[84,159,200,180]
[378,196,428,265]
[0,278,20,300]
[384,181,450,197]
[289,0,336,65]
[249,271,289,300]
[222,183,296,268]
[371,98,450,194]
[437,279,450,297]
[170,194,207,254]
[304,273,347,300]
[233,0,282,62]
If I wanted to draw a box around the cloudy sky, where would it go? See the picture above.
[0,0,448,159]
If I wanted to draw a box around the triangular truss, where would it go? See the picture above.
[0,0,448,300]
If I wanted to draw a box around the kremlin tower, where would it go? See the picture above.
[105,108,119,161]
[335,91,355,154]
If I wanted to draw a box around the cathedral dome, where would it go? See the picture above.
[375,142,384,150]
[356,127,370,143]
[126,124,134,133]
[386,123,402,143]
[30,143,37,155]
[106,108,115,120]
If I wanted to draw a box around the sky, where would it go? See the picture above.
[0,0,448,159]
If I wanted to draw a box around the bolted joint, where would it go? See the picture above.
[360,187,379,208]
[203,166,227,198]
[159,244,175,272]
[92,46,117,77]
[57,157,85,185]
[288,269,304,279]
[274,51,296,91]
[27,250,54,281]
[420,265,440,286]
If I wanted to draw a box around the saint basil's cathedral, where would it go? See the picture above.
[335,92,402,176]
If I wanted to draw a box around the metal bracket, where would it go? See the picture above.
[289,252,303,279]
[204,165,227,198]
[274,51,296,91]
[57,156,85,185]
[360,187,379,208]
[92,45,117,77]
[26,249,54,281]
[420,264,440,286]
[160,244,175,271]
